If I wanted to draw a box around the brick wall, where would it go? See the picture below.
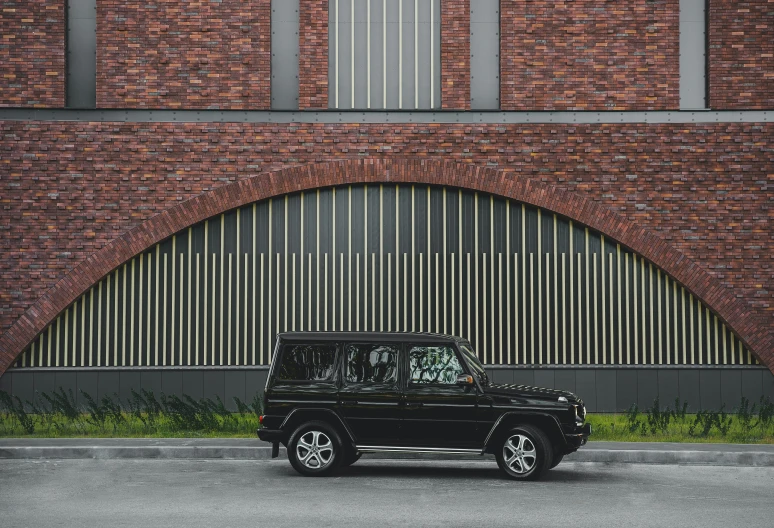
[501,0,680,110]
[441,0,470,110]
[0,0,65,108]
[709,0,774,109]
[97,0,271,109]
[1,121,772,352]
[299,0,329,110]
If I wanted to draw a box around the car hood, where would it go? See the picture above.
[484,383,580,403]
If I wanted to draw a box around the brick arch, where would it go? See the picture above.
[1,158,772,375]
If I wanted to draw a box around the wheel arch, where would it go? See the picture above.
[483,412,566,454]
[280,408,356,448]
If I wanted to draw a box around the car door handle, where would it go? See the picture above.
[406,402,423,408]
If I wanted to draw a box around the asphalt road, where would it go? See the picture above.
[1,458,773,528]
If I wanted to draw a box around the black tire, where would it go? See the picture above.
[495,424,553,481]
[341,451,362,467]
[549,452,564,470]
[287,420,344,477]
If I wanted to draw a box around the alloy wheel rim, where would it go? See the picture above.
[296,430,334,469]
[503,434,537,474]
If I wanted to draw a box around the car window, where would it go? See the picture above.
[408,345,464,385]
[277,344,338,381]
[345,344,399,383]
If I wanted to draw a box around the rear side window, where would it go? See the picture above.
[345,344,399,383]
[277,344,338,381]
[408,345,464,385]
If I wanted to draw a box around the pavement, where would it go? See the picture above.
[1,458,773,528]
[2,438,774,466]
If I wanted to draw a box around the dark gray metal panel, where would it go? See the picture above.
[763,370,774,402]
[55,372,78,402]
[636,370,658,409]
[490,369,512,384]
[575,370,596,412]
[0,372,11,397]
[680,0,707,109]
[470,0,499,109]
[554,369,575,395]
[76,371,99,406]
[595,370,616,412]
[203,371,226,403]
[678,369,701,412]
[616,369,638,411]
[118,371,142,404]
[141,371,163,398]
[98,371,121,402]
[245,370,267,399]
[67,0,97,108]
[161,371,183,399]
[224,371,246,411]
[740,369,762,407]
[182,371,204,401]
[533,370,555,390]
[720,369,742,410]
[271,0,300,109]
[512,369,534,387]
[33,372,57,404]
[657,370,680,407]
[10,372,34,407]
[1,109,772,123]
[699,370,722,411]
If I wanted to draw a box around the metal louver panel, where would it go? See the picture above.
[14,185,756,368]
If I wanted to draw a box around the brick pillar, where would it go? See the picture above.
[299,0,329,110]
[441,0,471,110]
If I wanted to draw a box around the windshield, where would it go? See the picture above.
[459,344,489,386]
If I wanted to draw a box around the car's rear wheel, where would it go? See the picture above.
[287,421,343,477]
[495,425,553,481]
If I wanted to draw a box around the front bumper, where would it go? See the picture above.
[564,423,592,449]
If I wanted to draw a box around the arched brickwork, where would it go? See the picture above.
[1,159,772,375]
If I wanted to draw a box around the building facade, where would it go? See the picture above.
[0,0,772,412]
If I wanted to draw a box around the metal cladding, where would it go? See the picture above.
[12,185,755,370]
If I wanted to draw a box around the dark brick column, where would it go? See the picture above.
[0,0,65,107]
[709,0,774,109]
[500,0,679,110]
[441,0,471,110]
[97,0,271,109]
[299,0,329,110]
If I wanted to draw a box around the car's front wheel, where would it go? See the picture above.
[287,421,343,477]
[495,425,553,481]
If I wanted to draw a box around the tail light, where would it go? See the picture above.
[259,415,265,425]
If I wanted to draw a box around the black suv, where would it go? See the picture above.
[258,332,591,481]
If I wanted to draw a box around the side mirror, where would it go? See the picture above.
[456,374,474,386]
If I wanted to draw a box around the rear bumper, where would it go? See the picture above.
[257,428,284,444]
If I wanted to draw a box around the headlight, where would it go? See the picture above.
[573,404,586,422]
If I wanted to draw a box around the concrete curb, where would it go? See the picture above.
[564,449,774,467]
[1,441,773,466]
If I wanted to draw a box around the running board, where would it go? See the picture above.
[357,445,484,456]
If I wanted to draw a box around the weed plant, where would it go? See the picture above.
[588,396,774,443]
[0,388,263,438]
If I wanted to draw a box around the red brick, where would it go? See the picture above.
[501,0,680,110]
[709,1,774,109]
[0,1,65,107]
[97,1,271,109]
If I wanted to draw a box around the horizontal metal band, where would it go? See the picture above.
[0,109,772,124]
[357,445,482,455]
